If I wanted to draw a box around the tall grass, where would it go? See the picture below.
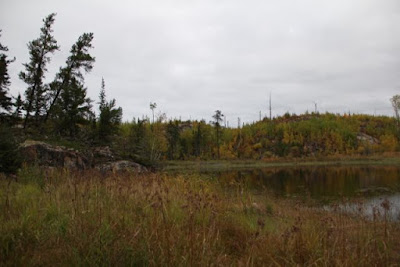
[1,166,399,266]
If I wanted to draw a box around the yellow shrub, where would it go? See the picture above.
[380,134,398,152]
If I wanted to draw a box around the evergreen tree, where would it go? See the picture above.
[0,125,21,174]
[45,32,95,123]
[166,120,180,159]
[53,77,93,137]
[19,13,59,128]
[99,77,106,110]
[193,120,208,158]
[212,110,224,159]
[13,93,23,120]
[98,78,122,143]
[0,30,15,118]
[128,119,150,164]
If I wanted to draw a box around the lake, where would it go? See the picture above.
[205,165,400,221]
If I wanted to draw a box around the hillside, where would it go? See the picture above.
[113,112,399,163]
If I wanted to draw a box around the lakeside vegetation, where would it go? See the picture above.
[1,167,399,265]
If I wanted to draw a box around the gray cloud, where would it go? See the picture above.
[1,0,399,123]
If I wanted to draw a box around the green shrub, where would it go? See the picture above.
[0,125,21,175]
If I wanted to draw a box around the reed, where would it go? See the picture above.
[0,166,399,266]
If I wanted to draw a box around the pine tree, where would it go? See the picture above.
[99,77,106,110]
[0,30,14,118]
[19,13,59,128]
[53,77,93,136]
[45,32,95,123]
[13,93,23,119]
[166,120,180,159]
[98,78,122,143]
[212,110,224,159]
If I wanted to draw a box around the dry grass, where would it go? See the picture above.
[1,166,399,266]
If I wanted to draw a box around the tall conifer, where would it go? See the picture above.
[45,32,95,123]
[20,13,59,128]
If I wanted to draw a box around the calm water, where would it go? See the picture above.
[206,165,400,220]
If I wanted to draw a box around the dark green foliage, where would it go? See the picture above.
[13,93,23,120]
[127,119,152,166]
[44,33,95,138]
[97,78,122,143]
[193,122,202,157]
[52,78,93,137]
[123,118,164,168]
[192,120,211,158]
[0,30,14,118]
[20,13,59,128]
[45,32,95,124]
[0,125,21,174]
[166,120,180,159]
[212,110,224,159]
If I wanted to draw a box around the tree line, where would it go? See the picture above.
[114,112,399,166]
[1,14,400,173]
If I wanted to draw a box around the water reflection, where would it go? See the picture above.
[210,165,400,220]
[332,193,400,222]
[213,166,400,199]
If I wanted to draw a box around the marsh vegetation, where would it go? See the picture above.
[1,166,399,265]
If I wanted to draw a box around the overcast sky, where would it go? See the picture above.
[1,0,400,124]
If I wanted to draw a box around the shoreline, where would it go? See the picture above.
[162,155,400,171]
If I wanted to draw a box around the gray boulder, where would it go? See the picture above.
[357,133,379,145]
[91,146,115,164]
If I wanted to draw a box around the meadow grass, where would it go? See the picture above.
[1,165,399,266]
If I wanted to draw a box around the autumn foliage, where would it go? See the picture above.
[117,113,399,162]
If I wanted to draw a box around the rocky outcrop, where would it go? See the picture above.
[91,146,115,164]
[91,146,148,173]
[19,141,90,170]
[19,141,147,173]
[95,160,147,173]
[357,133,379,145]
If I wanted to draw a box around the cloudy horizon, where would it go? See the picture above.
[1,0,399,124]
